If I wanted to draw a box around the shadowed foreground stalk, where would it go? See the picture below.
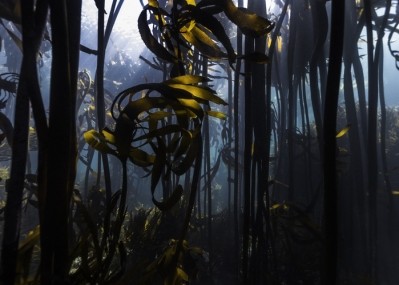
[41,0,81,283]
[1,1,48,283]
[322,0,345,284]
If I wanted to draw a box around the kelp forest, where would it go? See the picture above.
[0,0,399,284]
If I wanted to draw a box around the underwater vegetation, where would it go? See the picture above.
[0,0,399,284]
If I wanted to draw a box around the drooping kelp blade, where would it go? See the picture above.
[168,84,227,105]
[180,23,228,60]
[226,0,274,37]
[181,5,236,62]
[164,74,210,85]
[129,148,156,167]
[152,184,184,211]
[204,0,274,37]
[138,6,176,63]
[206,110,227,120]
[83,129,117,157]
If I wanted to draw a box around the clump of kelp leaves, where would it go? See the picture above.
[0,0,274,284]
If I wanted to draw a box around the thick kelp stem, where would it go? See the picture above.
[286,1,297,200]
[96,0,124,204]
[227,67,233,216]
[266,3,288,279]
[202,56,214,283]
[176,134,203,263]
[342,0,367,273]
[1,1,48,283]
[250,0,269,282]
[242,19,254,282]
[378,48,392,199]
[41,0,81,283]
[309,0,328,154]
[95,0,112,208]
[365,1,392,282]
[233,0,243,281]
[322,0,345,284]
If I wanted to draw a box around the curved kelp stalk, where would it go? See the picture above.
[94,0,125,218]
[242,0,274,282]
[265,1,289,282]
[364,0,392,282]
[1,1,49,284]
[342,1,368,273]
[309,0,328,154]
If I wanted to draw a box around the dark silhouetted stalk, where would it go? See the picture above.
[202,56,213,283]
[377,16,392,205]
[242,32,253,284]
[233,0,243,280]
[1,1,49,283]
[301,76,314,204]
[354,66,367,135]
[268,1,288,208]
[266,4,287,271]
[309,0,328,149]
[322,0,345,284]
[287,1,297,200]
[104,0,125,50]
[99,158,128,282]
[250,0,269,282]
[95,0,112,206]
[227,67,233,216]
[175,134,203,262]
[365,3,377,279]
[365,1,391,282]
[342,1,368,272]
[41,0,81,283]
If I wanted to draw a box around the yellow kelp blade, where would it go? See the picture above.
[83,129,117,156]
[185,0,196,5]
[148,0,159,8]
[184,4,236,62]
[222,0,274,37]
[169,84,227,105]
[16,225,40,284]
[207,110,227,120]
[181,26,227,60]
[336,124,351,138]
[267,35,282,53]
[138,7,176,63]
[129,148,156,167]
